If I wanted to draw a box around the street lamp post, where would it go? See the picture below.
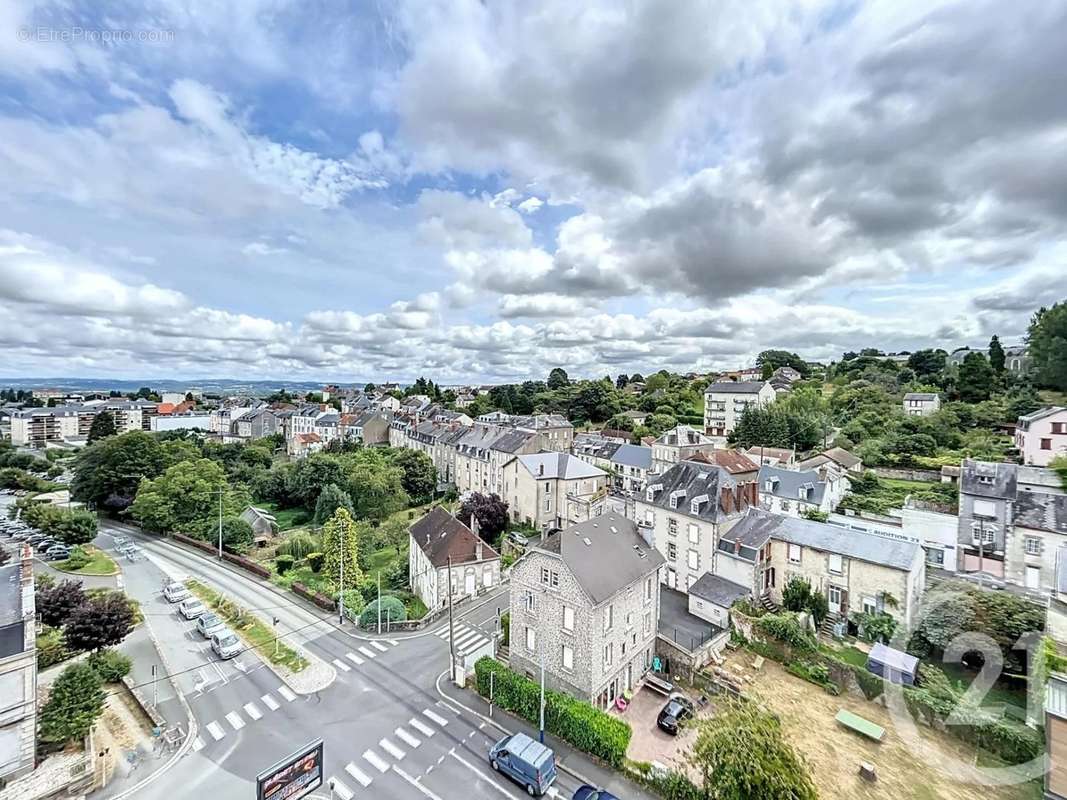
[539,640,546,744]
[338,520,345,625]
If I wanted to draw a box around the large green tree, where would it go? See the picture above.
[314,483,355,526]
[1028,301,1067,390]
[348,461,409,523]
[87,411,117,443]
[906,348,947,379]
[39,662,106,743]
[130,458,245,533]
[389,448,438,502]
[957,351,995,403]
[690,700,817,800]
[321,507,363,591]
[547,367,570,389]
[988,335,1006,374]
[71,431,167,511]
[289,453,349,509]
[756,349,809,377]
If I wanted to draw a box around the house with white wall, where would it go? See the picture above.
[703,381,776,442]
[1015,407,1067,467]
[903,392,941,416]
[408,507,500,613]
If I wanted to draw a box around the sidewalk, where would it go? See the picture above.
[437,676,658,800]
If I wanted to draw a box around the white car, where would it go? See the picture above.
[196,612,227,638]
[163,582,191,603]
[178,598,207,619]
[211,629,242,659]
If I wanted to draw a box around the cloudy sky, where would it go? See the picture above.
[1,1,1065,383]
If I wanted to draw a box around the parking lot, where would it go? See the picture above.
[616,683,710,777]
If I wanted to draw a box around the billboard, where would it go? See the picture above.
[256,739,323,800]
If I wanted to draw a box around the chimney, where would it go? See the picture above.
[476,538,484,561]
[470,513,479,540]
[733,485,744,511]
[538,463,544,476]
[720,486,733,514]
[20,543,33,587]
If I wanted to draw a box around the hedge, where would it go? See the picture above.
[627,760,702,800]
[292,581,336,611]
[474,657,631,767]
[170,532,272,578]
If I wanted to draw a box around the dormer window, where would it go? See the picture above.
[668,489,686,509]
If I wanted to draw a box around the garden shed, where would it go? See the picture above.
[866,642,919,686]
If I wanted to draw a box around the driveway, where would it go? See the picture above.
[620,684,710,773]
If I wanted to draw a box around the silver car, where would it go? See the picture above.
[178,598,207,620]
[196,612,226,638]
[211,629,242,659]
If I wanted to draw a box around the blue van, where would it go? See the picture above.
[488,732,557,796]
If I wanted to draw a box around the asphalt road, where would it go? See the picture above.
[99,522,609,800]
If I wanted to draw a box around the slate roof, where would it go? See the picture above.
[599,428,633,441]
[410,506,499,567]
[516,453,606,480]
[903,392,939,401]
[493,429,537,454]
[960,459,1017,499]
[743,446,795,463]
[532,513,665,605]
[758,465,827,505]
[573,435,622,460]
[0,561,25,628]
[689,573,750,608]
[706,381,769,394]
[727,508,921,571]
[1015,491,1067,535]
[643,460,738,523]
[1018,406,1066,430]
[611,444,653,471]
[619,410,647,419]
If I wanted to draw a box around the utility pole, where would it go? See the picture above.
[338,520,345,625]
[539,640,546,744]
[377,571,383,634]
[447,555,456,684]
[218,490,223,558]
[977,518,986,589]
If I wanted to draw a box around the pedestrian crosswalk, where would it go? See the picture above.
[199,686,292,748]
[436,622,492,656]
[325,706,450,796]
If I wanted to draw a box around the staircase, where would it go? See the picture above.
[759,591,780,614]
[820,612,841,638]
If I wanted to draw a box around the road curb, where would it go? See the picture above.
[433,671,599,789]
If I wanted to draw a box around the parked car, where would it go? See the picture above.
[45,545,71,561]
[573,787,620,800]
[112,535,129,547]
[178,598,207,620]
[27,533,49,546]
[34,538,58,551]
[163,582,191,603]
[211,629,242,659]
[488,733,557,796]
[656,694,694,735]
[196,612,226,638]
[10,531,31,542]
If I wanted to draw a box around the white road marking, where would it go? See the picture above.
[393,765,444,800]
[345,651,365,665]
[386,639,399,646]
[344,762,373,788]
[409,718,435,737]
[206,721,225,741]
[436,628,450,639]
[327,777,353,800]
[450,750,515,798]
[225,711,245,730]
[379,737,405,760]
[333,657,351,672]
[362,749,390,773]
[191,736,205,752]
[358,645,376,659]
[370,640,388,652]
[436,700,462,715]
[395,727,421,748]
[422,708,448,726]
[261,693,280,711]
[278,686,297,702]
[243,702,262,720]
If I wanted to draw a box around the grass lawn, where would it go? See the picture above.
[185,579,309,673]
[53,545,119,576]
[937,660,1028,711]
[821,643,869,668]
[253,500,311,531]
[880,477,941,491]
[271,564,331,595]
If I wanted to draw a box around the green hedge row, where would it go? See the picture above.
[474,657,631,766]
[626,760,702,800]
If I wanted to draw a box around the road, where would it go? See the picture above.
[98,520,623,800]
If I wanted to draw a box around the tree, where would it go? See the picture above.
[1028,301,1067,391]
[87,411,117,443]
[615,374,629,389]
[71,431,167,511]
[314,483,355,526]
[208,516,254,553]
[130,458,245,533]
[568,381,620,424]
[756,349,808,377]
[288,454,349,509]
[457,493,509,542]
[348,461,409,523]
[957,351,995,403]
[359,596,406,627]
[321,507,363,591]
[781,577,829,625]
[389,449,438,502]
[547,368,570,389]
[53,508,99,546]
[689,700,817,800]
[38,580,87,628]
[906,349,947,379]
[64,591,135,652]
[38,662,106,743]
[988,335,1006,374]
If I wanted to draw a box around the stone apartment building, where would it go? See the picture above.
[455,425,542,498]
[703,381,776,442]
[509,514,665,708]
[757,465,850,517]
[903,392,941,416]
[633,460,757,593]
[408,507,501,613]
[502,453,609,531]
[9,400,155,447]
[0,545,36,781]
[650,425,718,475]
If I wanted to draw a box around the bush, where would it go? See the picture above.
[64,546,91,570]
[500,612,510,647]
[475,657,631,766]
[306,552,325,573]
[339,589,365,622]
[275,554,295,575]
[87,648,132,682]
[277,532,320,560]
[756,613,818,654]
[37,626,72,670]
[39,662,105,743]
[627,761,702,800]
[359,597,407,627]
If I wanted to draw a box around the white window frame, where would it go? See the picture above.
[562,605,575,632]
[605,604,614,631]
[687,549,699,571]
[828,553,844,575]
[550,570,560,589]
[687,523,700,544]
[862,596,877,615]
[540,567,550,585]
[1025,536,1042,556]
[787,543,802,564]
[526,626,536,652]
[604,643,613,666]
[561,643,574,672]
[828,585,843,607]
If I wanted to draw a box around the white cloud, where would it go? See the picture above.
[517,197,543,214]
[242,242,289,257]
